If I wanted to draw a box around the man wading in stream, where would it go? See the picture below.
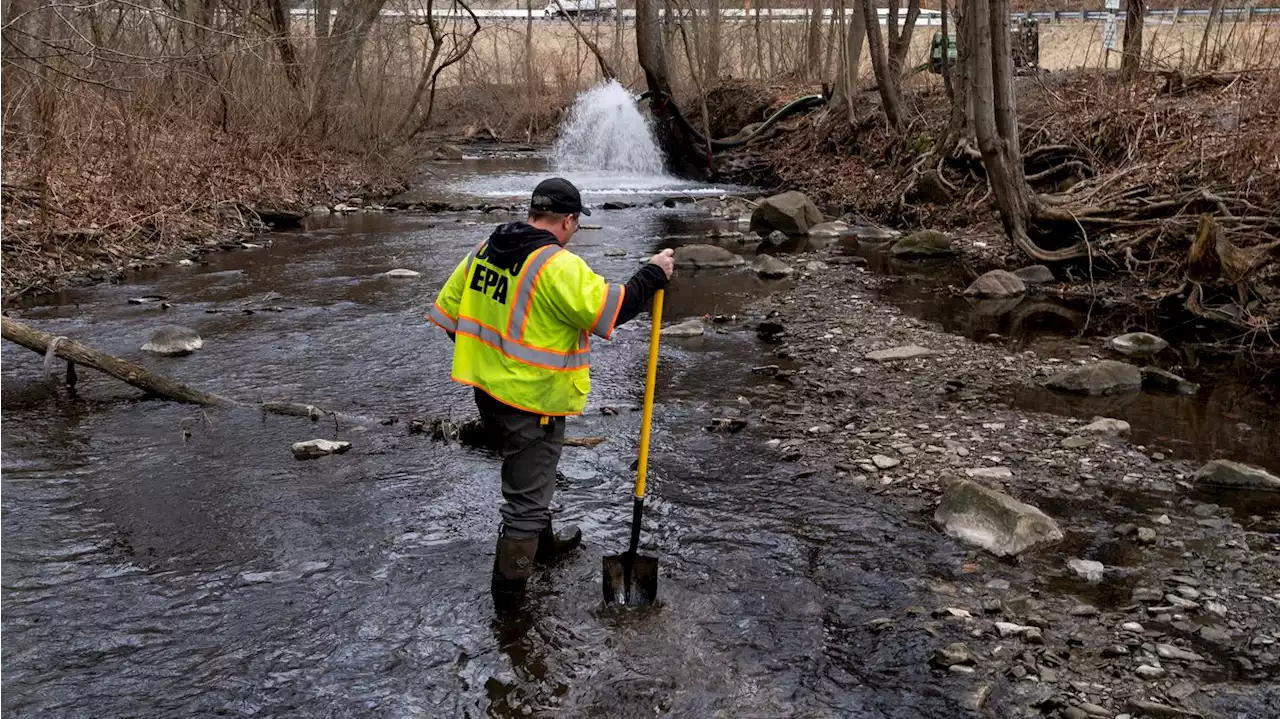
[428,178,676,612]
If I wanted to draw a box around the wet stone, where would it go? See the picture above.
[889,229,954,257]
[1193,459,1280,491]
[935,480,1063,557]
[1012,264,1055,285]
[1108,332,1169,357]
[1045,361,1142,396]
[933,642,974,667]
[385,268,420,278]
[662,319,705,338]
[1134,664,1167,679]
[1069,558,1106,583]
[673,244,745,269]
[1141,367,1199,395]
[964,270,1027,299]
[1137,527,1158,544]
[1060,436,1092,449]
[872,454,901,469]
[1081,417,1130,435]
[291,439,352,460]
[749,190,823,235]
[141,325,203,356]
[865,345,935,362]
[752,253,794,279]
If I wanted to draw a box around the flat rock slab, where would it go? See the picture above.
[865,345,936,362]
[935,479,1063,557]
[1109,331,1169,356]
[673,244,745,269]
[661,319,705,338]
[1045,360,1142,396]
[1193,459,1280,491]
[292,439,352,460]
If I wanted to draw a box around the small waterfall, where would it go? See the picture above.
[551,80,667,176]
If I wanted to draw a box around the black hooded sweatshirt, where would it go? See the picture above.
[467,221,669,415]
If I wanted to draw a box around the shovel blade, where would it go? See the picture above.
[602,553,658,607]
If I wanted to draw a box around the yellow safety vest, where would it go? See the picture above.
[428,241,624,415]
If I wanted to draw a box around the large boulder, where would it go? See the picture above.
[673,244,744,269]
[142,325,203,356]
[1045,360,1142,396]
[752,254,794,279]
[935,480,1064,557]
[964,270,1027,299]
[1193,460,1280,491]
[749,191,823,236]
[889,230,954,258]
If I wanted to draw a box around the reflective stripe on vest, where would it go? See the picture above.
[454,316,590,370]
[428,302,456,331]
[591,284,624,337]
[506,245,564,340]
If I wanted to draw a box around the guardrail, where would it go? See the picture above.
[287,6,1280,23]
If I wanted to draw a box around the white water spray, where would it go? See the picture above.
[551,80,667,176]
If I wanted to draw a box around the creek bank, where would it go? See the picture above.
[711,233,1280,716]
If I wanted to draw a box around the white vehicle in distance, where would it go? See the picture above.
[544,0,617,20]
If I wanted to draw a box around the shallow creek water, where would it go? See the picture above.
[3,153,1276,717]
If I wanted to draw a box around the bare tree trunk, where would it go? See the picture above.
[967,0,1084,262]
[316,0,332,40]
[638,0,708,177]
[265,0,301,89]
[806,0,823,80]
[525,0,537,93]
[309,0,390,137]
[1194,0,1225,71]
[706,0,722,85]
[833,0,866,122]
[861,0,902,129]
[1121,0,1145,80]
[940,0,954,101]
[886,0,921,78]
[753,0,765,80]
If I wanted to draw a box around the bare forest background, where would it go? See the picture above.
[2,0,1279,304]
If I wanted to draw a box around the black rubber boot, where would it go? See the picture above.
[535,523,582,565]
[491,532,538,615]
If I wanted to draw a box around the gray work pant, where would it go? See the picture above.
[478,407,566,539]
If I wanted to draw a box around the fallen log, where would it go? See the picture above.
[2,315,371,425]
[3,316,617,444]
[2,315,235,407]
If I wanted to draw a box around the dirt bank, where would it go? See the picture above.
[700,229,1280,717]
[711,70,1280,342]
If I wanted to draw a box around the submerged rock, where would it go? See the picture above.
[752,254,794,279]
[808,220,848,237]
[1012,264,1055,285]
[292,439,351,460]
[661,319,705,338]
[932,642,974,667]
[1045,361,1142,396]
[1193,459,1280,491]
[889,230,953,258]
[935,479,1064,557]
[964,270,1027,299]
[1141,367,1199,395]
[749,190,823,235]
[673,244,744,269]
[385,268,421,278]
[142,325,203,356]
[1109,332,1169,356]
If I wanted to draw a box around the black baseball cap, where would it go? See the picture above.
[530,177,591,216]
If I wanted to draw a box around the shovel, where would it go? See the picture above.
[602,288,664,607]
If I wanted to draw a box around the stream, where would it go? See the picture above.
[3,151,1277,717]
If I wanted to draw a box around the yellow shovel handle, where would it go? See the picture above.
[634,289,663,499]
